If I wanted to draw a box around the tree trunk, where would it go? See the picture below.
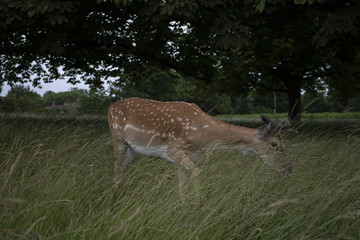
[284,76,302,121]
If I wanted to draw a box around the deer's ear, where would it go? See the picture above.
[258,125,272,139]
[261,114,272,124]
[261,114,292,131]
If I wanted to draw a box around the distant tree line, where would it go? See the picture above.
[0,85,111,115]
[109,70,360,115]
[1,81,359,116]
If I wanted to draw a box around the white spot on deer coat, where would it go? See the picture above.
[124,124,145,133]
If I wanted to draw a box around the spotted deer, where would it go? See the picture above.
[108,97,292,187]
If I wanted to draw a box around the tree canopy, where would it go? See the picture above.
[1,0,359,120]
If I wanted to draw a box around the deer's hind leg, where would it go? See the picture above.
[112,136,137,187]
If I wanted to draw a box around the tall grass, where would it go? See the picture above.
[1,116,359,239]
[217,111,360,120]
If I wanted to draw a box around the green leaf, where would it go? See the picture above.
[114,0,122,6]
[27,9,36,18]
[40,3,49,14]
[48,17,56,25]
[8,2,19,8]
[166,4,173,15]
[255,0,266,13]
[54,15,67,24]
[294,0,307,4]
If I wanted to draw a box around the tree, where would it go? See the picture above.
[111,70,193,102]
[42,88,85,106]
[216,0,360,120]
[1,85,42,112]
[1,0,359,119]
[78,88,112,114]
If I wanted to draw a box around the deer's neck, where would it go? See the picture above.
[192,118,261,151]
[216,121,259,143]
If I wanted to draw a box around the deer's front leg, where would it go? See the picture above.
[167,148,200,202]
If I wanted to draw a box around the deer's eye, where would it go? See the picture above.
[270,142,278,148]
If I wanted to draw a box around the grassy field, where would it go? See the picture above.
[1,115,359,239]
[217,111,360,120]
[217,112,360,135]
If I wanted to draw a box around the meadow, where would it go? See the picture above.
[217,111,360,120]
[0,114,359,239]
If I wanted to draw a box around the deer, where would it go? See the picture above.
[108,97,292,191]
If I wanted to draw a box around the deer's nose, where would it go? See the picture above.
[280,162,292,174]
